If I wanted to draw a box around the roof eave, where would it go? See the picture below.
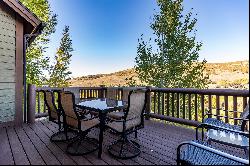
[3,0,42,29]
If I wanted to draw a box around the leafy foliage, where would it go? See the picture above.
[135,0,209,88]
[20,0,58,86]
[48,26,73,87]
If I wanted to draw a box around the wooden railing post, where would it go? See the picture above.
[145,86,152,120]
[99,85,106,98]
[27,84,36,124]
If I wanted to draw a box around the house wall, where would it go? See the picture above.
[0,5,16,123]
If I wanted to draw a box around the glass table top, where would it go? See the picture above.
[77,98,127,111]
[207,129,249,147]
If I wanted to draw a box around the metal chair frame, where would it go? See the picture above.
[42,90,72,142]
[58,91,100,156]
[196,104,249,141]
[107,89,148,159]
[177,140,249,165]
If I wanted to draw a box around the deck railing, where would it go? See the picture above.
[147,87,249,126]
[31,85,249,127]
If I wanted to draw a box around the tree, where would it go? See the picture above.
[19,0,58,86]
[48,26,73,87]
[135,0,209,88]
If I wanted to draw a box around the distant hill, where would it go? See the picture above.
[68,60,249,89]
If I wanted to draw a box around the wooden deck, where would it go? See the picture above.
[0,119,246,165]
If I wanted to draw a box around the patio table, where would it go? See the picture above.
[76,98,128,158]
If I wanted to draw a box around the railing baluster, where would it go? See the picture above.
[182,93,186,119]
[233,96,237,125]
[188,94,191,120]
[87,90,90,98]
[162,93,165,116]
[201,94,204,121]
[153,92,156,114]
[37,91,40,114]
[158,92,161,115]
[43,92,46,113]
[145,87,151,120]
[208,95,212,118]
[172,93,175,117]
[195,94,198,121]
[224,96,229,123]
[166,93,169,116]
[216,95,220,120]
[176,93,180,118]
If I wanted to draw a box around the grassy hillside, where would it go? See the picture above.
[68,60,249,89]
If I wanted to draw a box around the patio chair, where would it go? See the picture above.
[177,140,249,165]
[107,88,131,120]
[106,87,118,100]
[106,89,147,159]
[196,102,249,140]
[42,90,76,142]
[58,91,100,155]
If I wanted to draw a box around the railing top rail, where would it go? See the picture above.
[35,86,249,97]
[150,87,249,97]
[103,86,146,90]
[36,87,103,91]
[36,87,63,91]
[67,87,103,90]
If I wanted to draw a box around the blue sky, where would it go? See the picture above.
[47,0,249,77]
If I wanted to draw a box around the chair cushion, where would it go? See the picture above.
[204,118,241,131]
[81,118,99,131]
[106,118,141,132]
[107,111,125,120]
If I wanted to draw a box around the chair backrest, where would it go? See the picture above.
[122,88,131,103]
[239,102,249,130]
[106,87,117,100]
[63,87,80,99]
[125,90,147,123]
[58,91,79,129]
[43,90,59,120]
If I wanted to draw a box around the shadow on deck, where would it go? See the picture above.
[0,119,245,165]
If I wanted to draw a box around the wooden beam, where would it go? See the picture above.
[14,14,24,125]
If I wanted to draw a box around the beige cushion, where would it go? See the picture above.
[107,111,125,120]
[81,118,99,131]
[107,117,141,132]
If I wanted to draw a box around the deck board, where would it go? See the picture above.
[0,128,14,165]
[38,120,94,165]
[22,124,61,165]
[30,123,76,165]
[6,127,30,165]
[0,118,246,165]
[14,126,45,165]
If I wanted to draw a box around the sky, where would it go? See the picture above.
[47,0,249,77]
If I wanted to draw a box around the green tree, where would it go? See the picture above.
[48,26,73,87]
[135,0,209,88]
[20,0,58,86]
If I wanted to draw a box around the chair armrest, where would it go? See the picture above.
[177,141,249,165]
[234,118,249,121]
[108,118,126,122]
[197,123,249,137]
[74,105,99,120]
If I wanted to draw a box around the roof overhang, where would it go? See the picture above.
[2,0,44,42]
